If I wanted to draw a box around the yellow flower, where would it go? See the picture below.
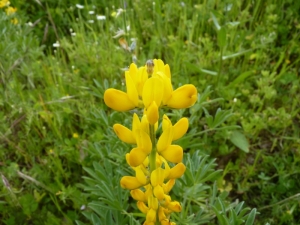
[11,17,18,24]
[73,133,79,138]
[5,6,16,15]
[0,0,10,8]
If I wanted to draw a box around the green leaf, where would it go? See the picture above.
[245,208,257,225]
[19,194,38,216]
[229,130,249,153]
[211,12,221,30]
[218,27,227,48]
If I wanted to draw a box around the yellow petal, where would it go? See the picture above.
[164,64,171,79]
[137,201,149,214]
[153,185,165,200]
[141,115,150,134]
[163,179,175,194]
[168,163,186,179]
[113,124,136,144]
[128,63,138,83]
[120,176,144,189]
[173,117,189,141]
[158,207,167,222]
[142,77,164,108]
[125,73,139,106]
[162,76,173,104]
[157,126,173,153]
[135,166,148,184]
[104,88,136,111]
[165,84,197,109]
[131,189,147,202]
[160,145,183,163]
[146,101,159,125]
[132,113,141,134]
[148,195,159,210]
[162,114,172,131]
[146,208,157,222]
[135,129,152,154]
[151,167,165,187]
[137,66,148,96]
[129,147,149,167]
[167,201,182,212]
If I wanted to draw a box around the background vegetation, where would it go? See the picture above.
[0,0,299,224]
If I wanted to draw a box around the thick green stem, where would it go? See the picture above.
[149,124,157,173]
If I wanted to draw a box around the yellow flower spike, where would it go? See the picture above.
[172,117,189,141]
[125,73,139,106]
[157,126,174,153]
[163,179,175,194]
[128,147,149,167]
[165,84,198,109]
[113,124,136,144]
[137,201,149,214]
[167,163,186,179]
[167,201,182,212]
[131,189,147,202]
[142,77,164,108]
[153,185,165,200]
[146,208,157,223]
[5,6,17,15]
[120,176,144,189]
[151,167,165,187]
[146,101,159,125]
[104,89,136,111]
[135,129,152,154]
[160,145,183,163]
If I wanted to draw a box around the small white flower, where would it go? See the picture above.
[76,4,84,9]
[96,15,106,20]
[116,8,124,17]
[27,22,33,27]
[71,32,76,36]
[233,98,237,103]
[126,25,130,31]
[113,29,125,38]
[88,20,94,23]
[89,11,95,14]
[53,41,60,48]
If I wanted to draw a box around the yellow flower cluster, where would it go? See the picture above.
[0,0,18,24]
[104,59,197,224]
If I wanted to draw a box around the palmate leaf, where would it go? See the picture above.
[81,160,137,225]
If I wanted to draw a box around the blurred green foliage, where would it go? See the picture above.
[0,0,300,224]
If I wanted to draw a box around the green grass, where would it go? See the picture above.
[0,0,300,224]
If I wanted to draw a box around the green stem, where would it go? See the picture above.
[149,124,157,173]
